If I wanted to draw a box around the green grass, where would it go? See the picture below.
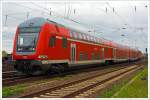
[2,74,72,97]
[2,84,26,98]
[99,79,129,98]
[99,65,148,98]
[113,67,148,98]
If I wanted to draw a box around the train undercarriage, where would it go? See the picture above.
[13,58,140,75]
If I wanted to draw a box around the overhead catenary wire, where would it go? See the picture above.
[12,2,48,14]
[3,2,147,53]
[94,7,124,34]
[4,15,8,26]
[3,14,24,26]
[26,12,29,20]
[66,0,70,18]
[105,2,146,48]
[94,4,131,33]
[4,2,92,33]
[12,2,67,21]
[30,2,94,30]
[5,2,145,37]
[68,3,72,18]
[30,2,61,17]
[7,3,148,38]
[64,2,67,17]
[4,12,29,16]
[128,3,148,48]
[106,2,134,29]
[25,2,117,35]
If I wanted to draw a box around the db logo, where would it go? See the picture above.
[23,56,27,59]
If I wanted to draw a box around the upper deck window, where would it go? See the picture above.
[62,37,67,48]
[90,36,93,41]
[78,33,82,39]
[74,33,78,39]
[82,34,86,40]
[87,35,90,41]
[70,31,73,37]
[49,36,56,47]
[84,35,87,40]
[76,33,79,39]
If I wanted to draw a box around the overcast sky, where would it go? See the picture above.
[2,1,148,53]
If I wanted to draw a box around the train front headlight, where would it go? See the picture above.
[38,55,48,59]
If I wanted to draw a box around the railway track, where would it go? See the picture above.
[2,74,48,86]
[3,62,139,86]
[2,63,15,72]
[33,65,142,98]
[2,71,32,85]
[19,63,143,98]
[2,71,47,86]
[2,71,21,78]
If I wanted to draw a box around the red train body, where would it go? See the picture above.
[12,17,143,74]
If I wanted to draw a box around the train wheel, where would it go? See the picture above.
[51,64,63,74]
[105,60,109,65]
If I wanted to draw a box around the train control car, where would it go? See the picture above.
[12,17,143,75]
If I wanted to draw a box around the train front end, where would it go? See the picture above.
[12,17,49,75]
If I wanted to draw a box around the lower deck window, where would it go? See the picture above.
[91,53,95,60]
[79,52,88,60]
[96,53,100,59]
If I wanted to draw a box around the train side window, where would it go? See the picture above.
[79,52,88,60]
[84,35,87,40]
[84,53,88,60]
[70,31,73,37]
[83,34,86,40]
[96,38,99,43]
[79,53,84,61]
[62,37,67,48]
[49,36,56,47]
[72,33,76,38]
[91,53,95,60]
[97,53,100,59]
[105,48,108,52]
[91,37,93,42]
[79,33,82,39]
[101,48,104,59]
[80,34,83,40]
[77,33,80,39]
[87,35,89,41]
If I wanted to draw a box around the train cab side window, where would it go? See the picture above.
[62,37,67,48]
[49,36,56,47]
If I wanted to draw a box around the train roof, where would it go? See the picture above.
[19,17,47,28]
[19,17,136,50]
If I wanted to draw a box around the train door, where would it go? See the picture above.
[71,43,76,63]
[113,48,116,60]
[101,48,104,60]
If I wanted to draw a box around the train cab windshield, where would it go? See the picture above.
[17,27,40,53]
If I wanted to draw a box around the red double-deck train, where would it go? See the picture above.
[12,17,143,75]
